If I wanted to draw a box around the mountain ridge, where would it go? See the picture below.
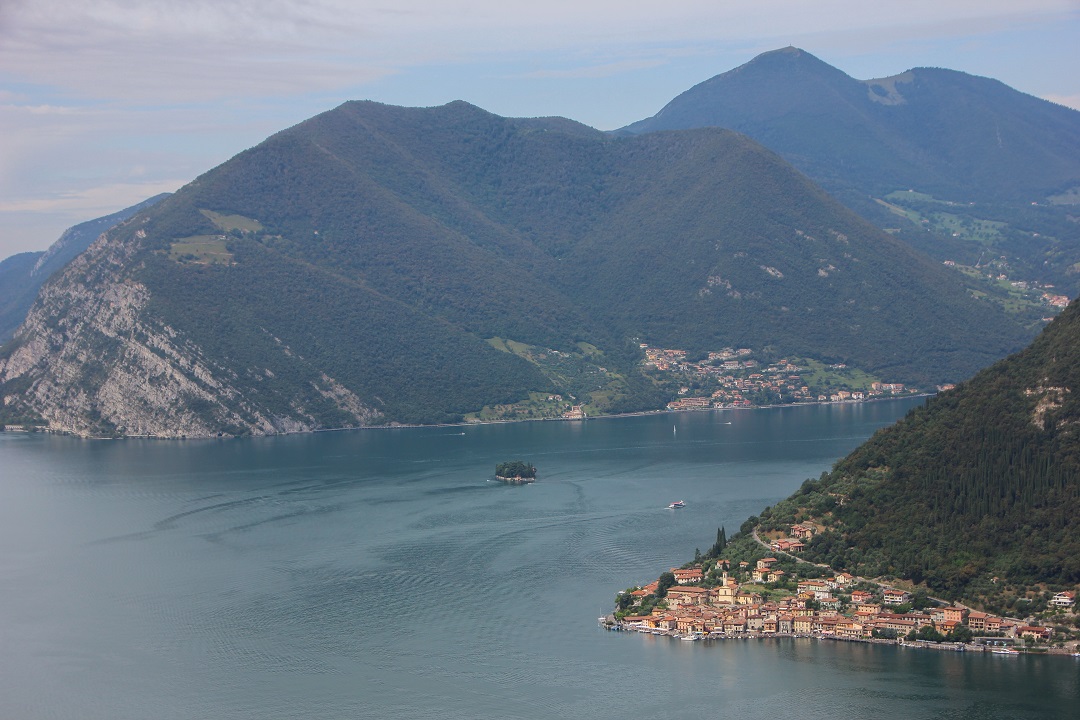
[0,100,1033,436]
[620,47,1080,294]
[0,195,170,343]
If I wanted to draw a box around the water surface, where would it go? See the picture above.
[1,400,1076,719]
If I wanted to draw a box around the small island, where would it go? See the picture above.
[495,460,537,484]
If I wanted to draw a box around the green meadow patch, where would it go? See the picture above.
[170,235,233,265]
[200,209,264,233]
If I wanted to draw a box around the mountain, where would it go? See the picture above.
[0,100,1032,437]
[0,195,170,342]
[752,297,1080,605]
[620,47,1080,294]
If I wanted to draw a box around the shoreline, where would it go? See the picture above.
[1,394,930,441]
[604,622,1080,656]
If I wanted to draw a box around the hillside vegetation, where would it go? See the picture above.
[752,299,1080,606]
[622,46,1080,297]
[0,100,1034,435]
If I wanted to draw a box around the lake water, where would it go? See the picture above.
[1,399,1077,719]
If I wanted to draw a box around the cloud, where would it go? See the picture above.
[2,1,1075,103]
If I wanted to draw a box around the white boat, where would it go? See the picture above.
[667,500,686,509]
[992,648,1020,655]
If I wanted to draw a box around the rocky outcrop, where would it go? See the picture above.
[0,228,377,438]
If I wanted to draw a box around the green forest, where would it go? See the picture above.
[0,99,1039,434]
[747,298,1080,607]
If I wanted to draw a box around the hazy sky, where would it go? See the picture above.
[2,1,1078,258]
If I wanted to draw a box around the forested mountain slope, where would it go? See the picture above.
[621,47,1080,295]
[755,298,1080,602]
[0,101,1032,436]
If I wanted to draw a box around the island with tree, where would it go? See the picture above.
[495,461,537,484]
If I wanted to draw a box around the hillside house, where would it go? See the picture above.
[850,590,873,605]
[882,588,911,605]
[1051,591,1076,608]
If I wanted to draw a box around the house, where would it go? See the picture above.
[813,616,839,635]
[834,572,854,586]
[1050,591,1076,608]
[819,596,841,611]
[1018,625,1052,641]
[562,405,586,419]
[966,611,988,632]
[667,586,712,607]
[790,523,816,539]
[942,607,965,624]
[877,616,916,633]
[850,590,873,605]
[837,620,865,639]
[882,588,911,606]
[768,570,786,583]
[771,538,805,553]
[756,557,778,570]
[930,607,962,624]
[797,580,828,595]
[723,617,746,635]
[672,567,703,584]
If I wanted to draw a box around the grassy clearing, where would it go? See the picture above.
[200,209,263,233]
[929,212,1007,246]
[874,198,923,224]
[794,358,880,391]
[1047,186,1080,206]
[885,189,944,204]
[476,338,628,420]
[170,235,233,265]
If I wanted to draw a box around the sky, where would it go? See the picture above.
[1,1,1079,258]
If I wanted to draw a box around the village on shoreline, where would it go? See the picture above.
[603,522,1080,656]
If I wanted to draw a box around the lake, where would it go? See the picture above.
[1,399,1076,719]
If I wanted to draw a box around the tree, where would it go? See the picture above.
[657,572,677,597]
[946,624,973,643]
[707,526,727,558]
[916,624,945,643]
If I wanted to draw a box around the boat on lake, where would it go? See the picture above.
[667,500,686,509]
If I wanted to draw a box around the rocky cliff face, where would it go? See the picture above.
[0,227,377,438]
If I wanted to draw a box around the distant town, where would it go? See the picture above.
[464,340,938,424]
[640,344,930,412]
[605,522,1080,655]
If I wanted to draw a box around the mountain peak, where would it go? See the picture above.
[620,47,860,135]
